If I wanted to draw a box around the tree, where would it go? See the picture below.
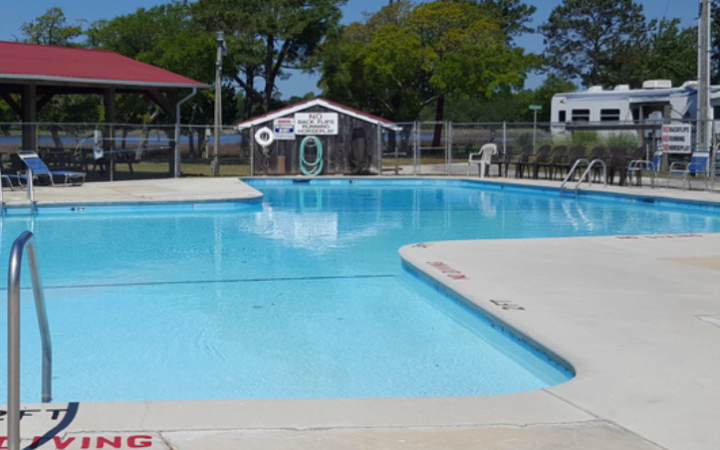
[530,75,576,122]
[451,0,537,43]
[712,0,720,83]
[18,7,100,144]
[190,0,347,117]
[20,7,84,47]
[628,19,697,88]
[88,2,237,158]
[320,1,536,123]
[540,0,648,87]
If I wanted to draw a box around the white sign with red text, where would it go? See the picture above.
[294,113,339,135]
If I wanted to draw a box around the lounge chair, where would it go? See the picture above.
[17,151,86,186]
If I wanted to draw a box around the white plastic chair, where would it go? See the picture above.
[467,143,498,178]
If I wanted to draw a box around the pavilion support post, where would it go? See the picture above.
[104,88,117,181]
[21,84,37,151]
[167,91,179,176]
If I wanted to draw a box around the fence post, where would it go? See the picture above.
[446,122,453,176]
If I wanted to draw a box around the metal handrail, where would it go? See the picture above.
[560,159,607,196]
[560,159,590,195]
[0,166,4,215]
[7,231,52,450]
[574,159,607,196]
[26,167,36,214]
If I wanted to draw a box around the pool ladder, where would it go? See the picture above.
[6,231,52,450]
[560,159,607,197]
[0,166,37,216]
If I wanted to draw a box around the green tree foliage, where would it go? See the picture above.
[320,0,536,122]
[20,7,84,47]
[190,0,347,117]
[530,75,576,122]
[87,1,238,131]
[470,0,537,43]
[632,19,697,88]
[540,0,648,88]
[711,0,720,83]
[17,8,100,127]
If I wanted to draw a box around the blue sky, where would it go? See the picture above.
[0,0,698,97]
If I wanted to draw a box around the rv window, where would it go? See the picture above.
[600,109,621,121]
[572,109,590,122]
[558,110,567,122]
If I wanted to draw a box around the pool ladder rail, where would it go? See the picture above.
[560,159,607,197]
[0,166,37,215]
[6,231,52,450]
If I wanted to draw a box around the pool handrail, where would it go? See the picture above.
[7,231,52,450]
[560,159,607,196]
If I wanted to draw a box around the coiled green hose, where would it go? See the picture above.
[300,136,323,176]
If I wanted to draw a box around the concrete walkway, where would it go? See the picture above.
[1,176,719,450]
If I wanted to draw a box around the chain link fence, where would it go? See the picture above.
[0,122,251,182]
[1,120,718,190]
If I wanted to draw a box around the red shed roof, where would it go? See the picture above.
[0,41,207,89]
[236,98,397,129]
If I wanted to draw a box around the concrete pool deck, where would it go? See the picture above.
[1,176,719,450]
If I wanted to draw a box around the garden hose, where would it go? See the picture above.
[300,136,323,176]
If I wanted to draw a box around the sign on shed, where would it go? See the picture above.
[295,112,339,135]
[662,123,692,154]
[273,118,295,140]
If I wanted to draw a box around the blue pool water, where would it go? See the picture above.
[3,179,720,403]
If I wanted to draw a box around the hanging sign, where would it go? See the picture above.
[295,113,339,135]
[662,123,692,154]
[273,118,295,140]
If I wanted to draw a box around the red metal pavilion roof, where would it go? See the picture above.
[0,41,206,89]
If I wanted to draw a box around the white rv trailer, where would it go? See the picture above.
[551,80,720,153]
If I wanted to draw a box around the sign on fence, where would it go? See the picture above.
[295,113,339,135]
[662,123,692,154]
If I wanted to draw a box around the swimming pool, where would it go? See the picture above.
[3,178,720,403]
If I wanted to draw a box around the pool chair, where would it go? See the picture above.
[626,148,661,188]
[467,143,498,178]
[666,152,709,190]
[17,151,86,186]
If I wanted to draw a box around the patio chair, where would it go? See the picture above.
[606,146,631,185]
[508,145,534,178]
[625,148,659,188]
[585,146,607,182]
[467,143,498,178]
[553,145,586,181]
[525,145,552,179]
[17,151,86,186]
[666,152,709,190]
[536,145,567,180]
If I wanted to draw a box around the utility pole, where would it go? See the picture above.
[212,31,225,177]
[697,0,712,157]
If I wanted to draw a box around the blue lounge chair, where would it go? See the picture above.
[18,151,86,186]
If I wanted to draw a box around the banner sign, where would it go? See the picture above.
[295,113,339,135]
[662,123,692,154]
[273,118,295,140]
